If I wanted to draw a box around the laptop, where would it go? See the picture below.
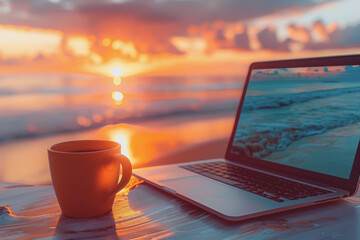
[133,55,360,221]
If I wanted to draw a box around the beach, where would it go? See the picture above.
[0,112,235,185]
[0,74,242,185]
[2,67,360,184]
[231,71,360,179]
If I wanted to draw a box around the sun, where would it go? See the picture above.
[111,65,123,77]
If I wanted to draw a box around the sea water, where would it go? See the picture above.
[0,74,242,143]
[232,79,360,179]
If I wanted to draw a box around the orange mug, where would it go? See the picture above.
[48,140,132,218]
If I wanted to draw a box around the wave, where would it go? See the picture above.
[0,98,238,143]
[231,111,360,159]
[242,86,360,112]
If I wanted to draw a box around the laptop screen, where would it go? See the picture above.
[230,65,360,179]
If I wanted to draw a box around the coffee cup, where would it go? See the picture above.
[48,140,132,218]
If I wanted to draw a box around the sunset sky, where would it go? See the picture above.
[0,0,359,77]
[251,65,360,81]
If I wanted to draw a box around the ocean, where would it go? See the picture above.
[3,72,360,182]
[0,74,243,143]
[232,79,360,179]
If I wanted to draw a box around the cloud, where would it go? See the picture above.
[0,0,335,56]
[306,23,360,50]
[328,23,360,48]
[233,30,251,50]
[345,65,360,73]
[2,0,359,75]
[0,56,22,65]
[257,27,289,51]
[312,20,329,42]
[287,24,311,43]
[251,65,353,82]
[5,0,336,26]
[215,28,227,41]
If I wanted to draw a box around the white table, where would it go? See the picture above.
[1,178,360,239]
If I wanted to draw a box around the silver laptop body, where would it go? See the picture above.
[133,55,360,221]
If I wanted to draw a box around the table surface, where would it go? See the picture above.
[1,178,360,239]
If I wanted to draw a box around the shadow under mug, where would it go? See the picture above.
[48,140,132,218]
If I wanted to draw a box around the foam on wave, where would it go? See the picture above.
[232,111,360,159]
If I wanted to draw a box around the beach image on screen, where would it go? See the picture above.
[231,65,360,179]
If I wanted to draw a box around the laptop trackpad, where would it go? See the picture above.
[160,175,235,196]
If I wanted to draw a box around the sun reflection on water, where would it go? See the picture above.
[77,116,92,127]
[114,134,130,158]
[113,77,122,85]
[112,91,124,104]
[108,128,133,163]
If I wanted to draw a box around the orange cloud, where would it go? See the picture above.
[292,66,346,76]
[111,39,138,59]
[0,0,359,77]
[0,25,62,59]
[312,20,328,42]
[66,36,92,56]
[287,24,311,43]
[171,37,207,54]
[311,20,338,43]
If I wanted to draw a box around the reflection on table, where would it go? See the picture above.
[1,179,360,239]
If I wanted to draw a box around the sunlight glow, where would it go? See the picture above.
[106,127,138,166]
[111,40,138,58]
[0,25,62,58]
[66,36,91,56]
[77,116,92,127]
[92,114,103,123]
[27,124,37,133]
[111,66,124,77]
[113,76,122,85]
[112,91,124,102]
[171,37,207,53]
[114,134,130,158]
[90,53,103,64]
[102,38,111,47]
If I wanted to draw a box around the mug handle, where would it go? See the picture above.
[110,153,132,195]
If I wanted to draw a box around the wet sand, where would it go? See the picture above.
[267,122,360,178]
[0,113,234,185]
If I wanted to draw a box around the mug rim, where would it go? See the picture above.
[48,140,120,154]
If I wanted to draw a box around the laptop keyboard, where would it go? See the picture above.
[181,162,332,202]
